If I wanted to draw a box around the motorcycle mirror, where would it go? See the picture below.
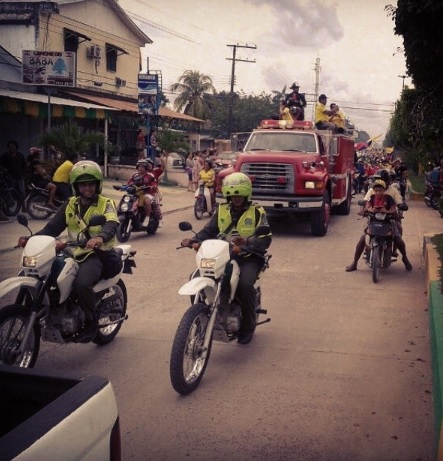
[17,213,29,227]
[89,214,106,227]
[179,221,193,232]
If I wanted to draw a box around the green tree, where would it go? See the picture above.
[39,122,104,159]
[170,70,215,120]
[386,1,443,167]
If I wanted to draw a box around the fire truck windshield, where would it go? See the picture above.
[244,132,317,153]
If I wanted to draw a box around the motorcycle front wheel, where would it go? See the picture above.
[117,218,131,243]
[0,304,40,368]
[194,197,204,220]
[27,193,52,220]
[2,188,21,217]
[170,303,212,395]
[93,280,127,345]
[431,192,440,210]
[372,245,381,283]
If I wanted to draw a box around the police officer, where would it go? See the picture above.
[181,172,272,344]
[19,161,119,342]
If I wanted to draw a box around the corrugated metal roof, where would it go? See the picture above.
[0,88,117,110]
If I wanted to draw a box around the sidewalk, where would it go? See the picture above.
[0,181,195,252]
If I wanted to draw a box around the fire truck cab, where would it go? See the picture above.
[216,119,355,236]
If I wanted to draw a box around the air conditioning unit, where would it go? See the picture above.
[87,45,101,59]
[115,78,126,87]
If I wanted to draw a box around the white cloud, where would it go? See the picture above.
[122,0,408,139]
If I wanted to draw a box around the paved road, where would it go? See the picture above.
[0,191,441,460]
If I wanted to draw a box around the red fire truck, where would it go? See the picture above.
[216,119,356,236]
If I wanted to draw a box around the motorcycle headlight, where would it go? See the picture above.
[200,258,216,269]
[123,196,131,203]
[120,203,129,212]
[22,256,37,268]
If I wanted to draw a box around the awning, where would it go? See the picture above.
[64,91,204,122]
[0,88,116,119]
[64,91,137,112]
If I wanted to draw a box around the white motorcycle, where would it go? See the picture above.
[0,214,136,368]
[169,221,271,395]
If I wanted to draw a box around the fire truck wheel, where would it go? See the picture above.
[334,178,352,216]
[311,192,330,236]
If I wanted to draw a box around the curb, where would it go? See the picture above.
[423,235,443,459]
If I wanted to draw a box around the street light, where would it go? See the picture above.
[398,74,407,91]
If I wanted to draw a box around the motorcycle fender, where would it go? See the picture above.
[178,277,216,302]
[0,276,39,299]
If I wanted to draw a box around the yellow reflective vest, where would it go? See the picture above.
[217,203,264,238]
[65,195,118,262]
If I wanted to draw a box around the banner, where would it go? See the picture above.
[138,74,159,115]
[22,50,76,87]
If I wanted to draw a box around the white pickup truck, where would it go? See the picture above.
[0,365,121,461]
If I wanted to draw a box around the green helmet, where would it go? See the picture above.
[221,172,252,201]
[70,160,103,195]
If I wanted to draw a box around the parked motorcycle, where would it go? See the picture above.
[0,214,136,368]
[0,173,21,217]
[424,179,442,209]
[358,200,407,283]
[194,180,215,220]
[113,184,162,242]
[169,221,271,395]
[25,183,65,219]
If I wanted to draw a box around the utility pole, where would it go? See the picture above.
[398,74,406,91]
[226,43,256,136]
[313,57,321,122]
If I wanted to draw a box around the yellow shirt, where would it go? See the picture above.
[281,107,293,122]
[198,168,215,187]
[53,160,74,183]
[330,110,345,128]
[315,102,329,123]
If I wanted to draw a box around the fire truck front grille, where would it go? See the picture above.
[240,163,294,194]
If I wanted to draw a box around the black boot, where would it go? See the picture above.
[76,315,98,343]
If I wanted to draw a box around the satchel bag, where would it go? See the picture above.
[94,247,123,279]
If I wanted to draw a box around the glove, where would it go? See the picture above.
[231,236,246,246]
[181,238,192,247]
[18,236,29,248]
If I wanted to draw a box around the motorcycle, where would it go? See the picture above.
[113,184,162,242]
[169,221,271,395]
[25,183,65,220]
[194,180,215,220]
[358,200,407,283]
[0,214,136,368]
[424,179,442,209]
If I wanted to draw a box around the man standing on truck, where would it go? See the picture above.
[285,82,307,120]
[315,94,337,130]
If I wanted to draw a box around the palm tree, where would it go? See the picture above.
[170,70,215,120]
[271,85,287,104]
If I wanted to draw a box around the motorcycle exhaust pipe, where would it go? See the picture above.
[98,314,128,327]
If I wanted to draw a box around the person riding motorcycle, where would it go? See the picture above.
[345,179,412,272]
[198,159,216,211]
[126,159,157,227]
[18,160,119,342]
[181,172,272,344]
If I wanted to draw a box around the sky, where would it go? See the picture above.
[119,0,408,141]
